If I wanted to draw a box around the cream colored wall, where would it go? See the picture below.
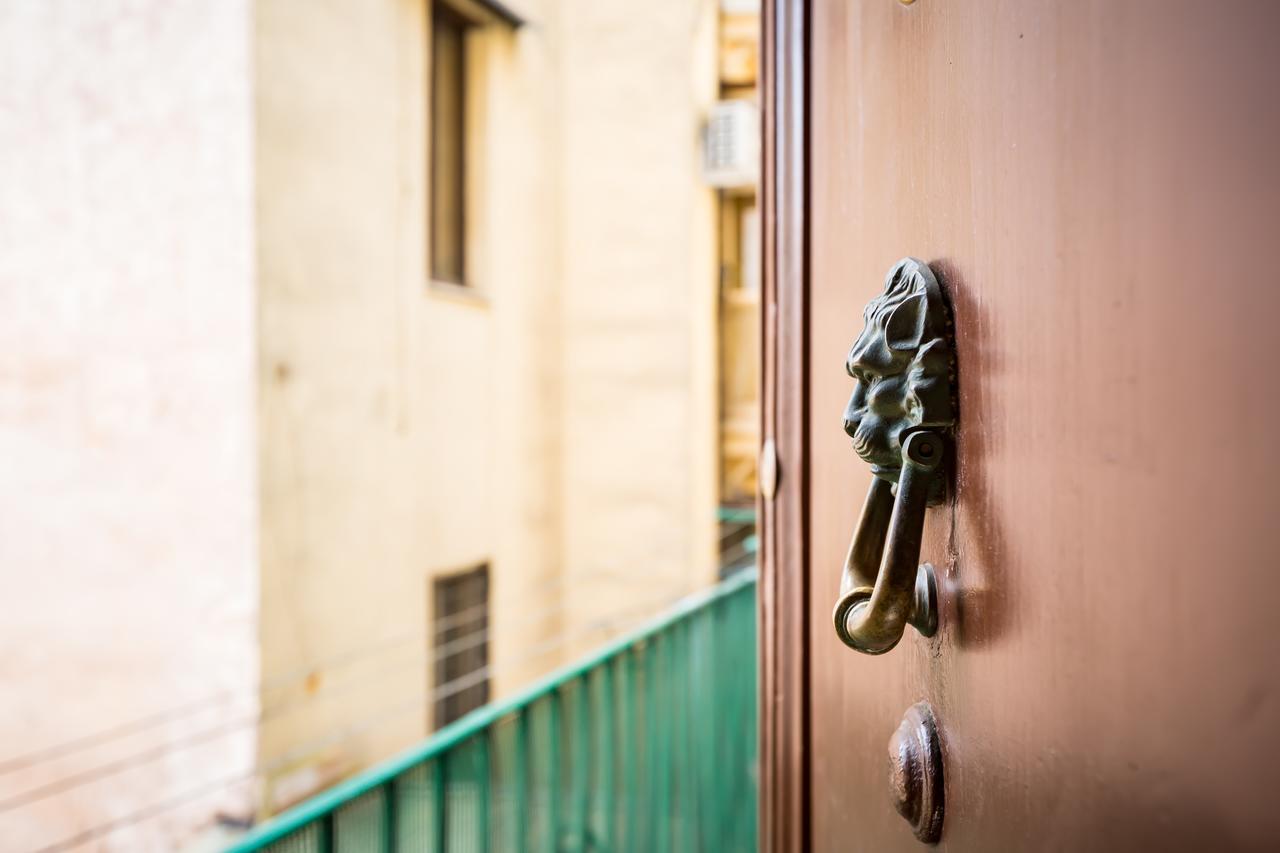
[257,0,447,806]
[469,1,569,691]
[254,0,563,805]
[556,0,721,653]
[0,1,257,849]
[255,0,718,803]
[0,0,721,840]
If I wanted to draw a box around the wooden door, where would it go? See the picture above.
[761,1,1280,850]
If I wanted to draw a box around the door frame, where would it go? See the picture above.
[759,1,810,851]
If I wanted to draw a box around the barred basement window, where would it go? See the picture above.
[432,563,490,727]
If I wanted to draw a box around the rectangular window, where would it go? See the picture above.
[432,563,489,727]
[430,3,469,284]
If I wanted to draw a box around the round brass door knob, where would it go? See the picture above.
[888,701,945,844]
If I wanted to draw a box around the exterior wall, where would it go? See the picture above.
[254,0,719,807]
[255,0,455,807]
[0,1,258,850]
[0,0,727,840]
[557,0,721,654]
[717,4,762,505]
[470,0,568,696]
[253,0,566,806]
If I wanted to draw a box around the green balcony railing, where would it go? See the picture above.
[227,568,757,853]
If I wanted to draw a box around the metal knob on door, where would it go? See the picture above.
[833,258,956,655]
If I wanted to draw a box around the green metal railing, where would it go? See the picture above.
[227,569,757,853]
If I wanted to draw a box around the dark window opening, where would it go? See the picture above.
[432,563,489,727]
[430,2,469,285]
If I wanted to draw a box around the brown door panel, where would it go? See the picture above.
[803,1,1280,850]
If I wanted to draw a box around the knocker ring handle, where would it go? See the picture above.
[832,431,942,655]
[832,256,955,656]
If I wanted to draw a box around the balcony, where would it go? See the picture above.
[226,569,757,852]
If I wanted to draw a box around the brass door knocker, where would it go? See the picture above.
[833,258,956,655]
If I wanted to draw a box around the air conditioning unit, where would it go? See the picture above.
[703,100,759,190]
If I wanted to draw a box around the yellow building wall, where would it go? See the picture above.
[255,0,718,809]
[556,0,721,658]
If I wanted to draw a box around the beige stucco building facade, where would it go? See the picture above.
[254,0,732,814]
[1,0,757,845]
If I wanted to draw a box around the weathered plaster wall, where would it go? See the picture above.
[0,1,257,849]
[255,0,445,804]
[254,0,579,798]
[0,0,722,840]
[557,0,721,654]
[255,0,718,804]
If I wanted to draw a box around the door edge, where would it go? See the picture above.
[759,1,811,850]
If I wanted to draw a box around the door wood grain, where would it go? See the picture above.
[797,1,1280,850]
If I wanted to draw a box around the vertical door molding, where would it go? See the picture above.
[759,0,810,850]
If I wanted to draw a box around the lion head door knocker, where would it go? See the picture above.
[833,258,956,655]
